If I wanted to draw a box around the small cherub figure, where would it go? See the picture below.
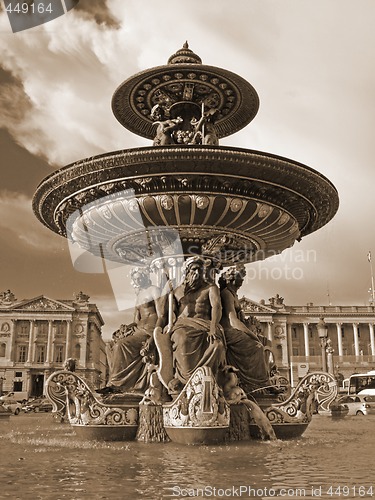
[222,365,247,404]
[151,104,183,146]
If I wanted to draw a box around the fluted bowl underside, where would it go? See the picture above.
[32,145,339,266]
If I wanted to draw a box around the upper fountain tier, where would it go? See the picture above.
[32,44,339,267]
[112,42,260,140]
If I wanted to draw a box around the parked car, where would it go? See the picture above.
[22,398,53,413]
[337,395,375,416]
[0,392,28,403]
[0,392,15,402]
[1,399,22,415]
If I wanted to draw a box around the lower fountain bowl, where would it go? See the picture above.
[71,424,138,441]
[249,422,309,440]
[165,426,229,445]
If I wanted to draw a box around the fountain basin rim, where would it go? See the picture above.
[32,145,339,261]
[33,144,338,192]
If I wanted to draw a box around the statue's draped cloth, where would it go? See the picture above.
[224,327,269,390]
[170,317,225,384]
[106,326,149,391]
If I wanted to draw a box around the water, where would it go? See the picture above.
[0,413,374,499]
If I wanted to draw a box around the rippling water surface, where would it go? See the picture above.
[0,413,374,499]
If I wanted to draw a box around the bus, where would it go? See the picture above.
[343,370,375,396]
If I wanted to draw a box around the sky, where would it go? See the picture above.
[1,0,375,339]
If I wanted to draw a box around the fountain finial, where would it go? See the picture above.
[167,43,202,65]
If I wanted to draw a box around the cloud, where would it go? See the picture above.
[0,7,143,166]
[0,191,63,251]
[73,0,120,27]
[0,79,56,163]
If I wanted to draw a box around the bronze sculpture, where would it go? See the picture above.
[106,268,162,392]
[219,265,270,394]
[158,257,226,388]
[37,44,340,443]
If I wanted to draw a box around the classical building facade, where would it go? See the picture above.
[0,290,108,400]
[241,294,375,386]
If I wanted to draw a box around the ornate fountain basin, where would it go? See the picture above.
[45,369,337,444]
[33,145,338,266]
[163,366,230,445]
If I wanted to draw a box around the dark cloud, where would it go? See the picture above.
[0,65,21,86]
[72,0,120,28]
[0,68,51,195]
[0,82,32,126]
[0,130,51,196]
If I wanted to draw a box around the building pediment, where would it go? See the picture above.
[239,296,277,313]
[9,296,75,312]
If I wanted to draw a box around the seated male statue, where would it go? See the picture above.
[155,256,226,390]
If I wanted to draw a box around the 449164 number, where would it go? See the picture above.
[327,486,373,497]
[5,3,53,14]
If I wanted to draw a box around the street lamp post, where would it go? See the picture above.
[317,317,328,372]
[326,338,335,374]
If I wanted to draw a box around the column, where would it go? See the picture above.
[79,340,86,367]
[352,323,359,356]
[336,323,343,356]
[369,323,375,356]
[286,324,293,386]
[267,322,273,343]
[27,320,35,363]
[9,319,17,360]
[45,320,53,363]
[303,323,310,357]
[65,320,72,359]
[79,323,88,367]
[286,324,292,362]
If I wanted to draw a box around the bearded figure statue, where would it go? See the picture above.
[166,256,226,386]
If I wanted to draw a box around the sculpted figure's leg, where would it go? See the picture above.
[154,326,174,389]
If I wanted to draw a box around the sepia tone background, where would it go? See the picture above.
[1,0,375,338]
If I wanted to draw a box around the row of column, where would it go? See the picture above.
[10,319,85,364]
[263,321,375,359]
[300,322,375,357]
[26,320,74,363]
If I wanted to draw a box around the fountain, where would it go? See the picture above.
[34,43,339,443]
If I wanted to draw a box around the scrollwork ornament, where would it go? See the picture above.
[163,367,230,429]
[45,370,140,427]
[263,372,337,424]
